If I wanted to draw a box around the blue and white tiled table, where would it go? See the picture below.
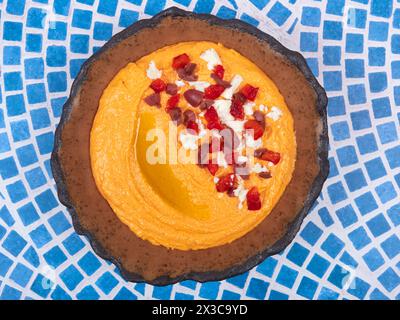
[0,0,399,300]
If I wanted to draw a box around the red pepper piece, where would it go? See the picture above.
[166,94,180,110]
[207,163,219,176]
[172,53,190,70]
[244,120,264,140]
[150,78,166,93]
[230,101,245,120]
[240,84,259,101]
[216,173,236,193]
[186,120,199,134]
[204,106,224,130]
[247,187,261,210]
[204,84,225,99]
[213,64,225,79]
[254,148,281,165]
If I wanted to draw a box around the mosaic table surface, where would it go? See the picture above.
[0,0,399,300]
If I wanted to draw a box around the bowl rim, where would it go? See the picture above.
[51,6,329,286]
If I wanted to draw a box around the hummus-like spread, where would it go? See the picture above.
[90,41,296,250]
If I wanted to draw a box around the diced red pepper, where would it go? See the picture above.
[204,84,225,99]
[216,173,237,193]
[209,136,222,153]
[258,149,281,165]
[204,106,219,123]
[213,64,225,79]
[166,94,180,110]
[244,120,264,140]
[186,120,199,134]
[204,106,224,130]
[207,163,219,176]
[230,101,245,120]
[240,84,259,101]
[247,187,261,210]
[150,78,166,93]
[172,53,190,70]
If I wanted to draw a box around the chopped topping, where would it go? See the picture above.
[177,64,198,81]
[150,78,166,93]
[246,187,261,210]
[184,89,204,107]
[224,120,244,134]
[221,127,241,151]
[167,107,182,125]
[204,106,224,130]
[166,83,178,95]
[244,101,256,116]
[259,104,267,112]
[233,181,248,209]
[183,109,196,126]
[207,163,219,176]
[253,110,266,129]
[230,100,245,120]
[211,74,231,88]
[216,151,229,168]
[216,173,236,193]
[209,136,223,153]
[172,53,190,70]
[146,60,162,79]
[245,133,262,149]
[251,163,268,174]
[199,99,214,110]
[197,143,209,167]
[259,171,272,179]
[244,120,264,140]
[188,81,210,92]
[213,64,225,79]
[204,84,225,100]
[179,131,199,150]
[240,84,259,101]
[234,163,250,180]
[166,94,180,110]
[222,75,243,99]
[237,155,248,164]
[186,120,199,134]
[254,148,281,165]
[175,80,185,87]
[200,48,222,70]
[144,92,161,107]
[266,106,283,121]
[213,99,234,124]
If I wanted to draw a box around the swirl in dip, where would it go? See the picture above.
[90,41,296,250]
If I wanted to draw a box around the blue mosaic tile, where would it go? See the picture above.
[43,246,68,268]
[307,254,330,278]
[17,203,40,226]
[369,21,389,41]
[9,263,33,287]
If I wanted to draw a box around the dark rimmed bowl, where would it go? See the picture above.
[51,7,329,285]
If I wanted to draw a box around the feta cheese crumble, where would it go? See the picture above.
[179,131,199,150]
[175,80,185,87]
[188,81,210,92]
[252,163,268,174]
[200,48,222,70]
[146,60,162,79]
[222,74,243,99]
[233,181,248,209]
[245,133,263,149]
[267,106,283,121]
[244,101,256,116]
[213,99,234,123]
